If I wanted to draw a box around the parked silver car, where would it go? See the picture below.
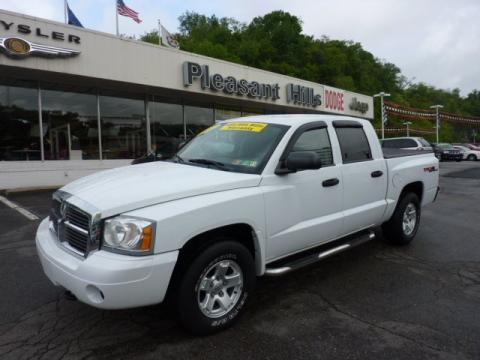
[453,145,480,161]
[381,137,433,151]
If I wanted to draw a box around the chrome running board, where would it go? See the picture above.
[265,230,375,276]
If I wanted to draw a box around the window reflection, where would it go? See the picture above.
[42,90,99,160]
[184,105,214,139]
[100,96,146,159]
[215,107,242,121]
[150,101,184,159]
[0,85,40,161]
[242,108,264,117]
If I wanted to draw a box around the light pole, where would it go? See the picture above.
[430,105,443,143]
[403,121,412,136]
[373,92,391,139]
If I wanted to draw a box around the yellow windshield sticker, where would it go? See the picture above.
[199,124,220,135]
[220,122,268,133]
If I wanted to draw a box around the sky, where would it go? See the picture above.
[1,0,479,95]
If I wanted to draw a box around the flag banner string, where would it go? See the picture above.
[384,100,480,125]
[375,128,436,135]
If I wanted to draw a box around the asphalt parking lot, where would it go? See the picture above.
[0,161,479,360]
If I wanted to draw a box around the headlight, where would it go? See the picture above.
[103,217,154,255]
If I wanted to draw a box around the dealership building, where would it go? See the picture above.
[0,9,374,190]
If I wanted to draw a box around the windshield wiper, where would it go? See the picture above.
[187,158,230,171]
[171,154,185,163]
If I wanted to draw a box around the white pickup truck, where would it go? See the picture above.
[36,115,439,334]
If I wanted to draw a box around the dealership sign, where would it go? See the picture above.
[0,37,79,58]
[183,61,323,107]
[183,61,281,100]
[0,19,80,59]
[286,84,322,107]
[182,62,373,117]
[0,20,81,43]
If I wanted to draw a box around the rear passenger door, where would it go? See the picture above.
[333,121,388,235]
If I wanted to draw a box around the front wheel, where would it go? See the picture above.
[177,240,255,335]
[382,192,421,245]
[467,154,477,161]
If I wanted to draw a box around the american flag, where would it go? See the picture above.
[117,0,142,23]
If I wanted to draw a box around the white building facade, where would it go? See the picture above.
[0,10,374,190]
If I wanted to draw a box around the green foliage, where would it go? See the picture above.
[141,30,160,45]
[140,11,480,142]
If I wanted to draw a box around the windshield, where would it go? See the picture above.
[176,121,289,174]
[436,143,453,149]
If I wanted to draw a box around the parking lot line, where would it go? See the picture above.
[0,195,39,221]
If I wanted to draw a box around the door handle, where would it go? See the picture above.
[371,170,383,178]
[322,178,340,187]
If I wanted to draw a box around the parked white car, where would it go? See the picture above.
[36,115,439,334]
[454,145,480,161]
[381,136,433,151]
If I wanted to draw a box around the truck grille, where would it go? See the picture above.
[66,205,90,230]
[50,195,98,257]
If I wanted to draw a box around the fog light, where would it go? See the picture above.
[86,284,104,304]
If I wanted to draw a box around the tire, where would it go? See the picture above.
[467,154,477,161]
[382,192,421,246]
[177,239,255,335]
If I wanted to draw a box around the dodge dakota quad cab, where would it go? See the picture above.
[36,115,439,334]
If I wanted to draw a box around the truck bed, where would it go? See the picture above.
[382,148,434,159]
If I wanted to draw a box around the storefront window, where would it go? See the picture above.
[100,95,146,159]
[150,101,184,159]
[0,84,40,161]
[215,107,242,121]
[41,90,99,160]
[184,105,214,139]
[242,108,265,117]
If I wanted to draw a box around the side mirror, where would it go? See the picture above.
[276,151,322,174]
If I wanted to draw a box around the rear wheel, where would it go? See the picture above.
[176,239,255,335]
[382,192,421,245]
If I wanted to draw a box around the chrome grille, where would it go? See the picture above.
[65,225,89,253]
[49,192,98,257]
[50,198,62,235]
[64,204,90,254]
[65,205,90,230]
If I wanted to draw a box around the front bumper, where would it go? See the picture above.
[36,218,178,309]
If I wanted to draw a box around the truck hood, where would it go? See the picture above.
[61,162,261,218]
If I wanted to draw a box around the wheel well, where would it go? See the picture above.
[165,224,257,301]
[401,181,423,202]
[180,224,256,260]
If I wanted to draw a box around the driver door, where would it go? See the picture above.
[262,123,344,261]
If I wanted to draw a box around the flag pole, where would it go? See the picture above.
[158,19,162,45]
[64,0,67,24]
[115,0,119,36]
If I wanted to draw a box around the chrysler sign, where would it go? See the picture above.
[0,37,79,58]
[0,19,80,59]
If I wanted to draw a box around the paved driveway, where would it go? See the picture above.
[0,161,479,359]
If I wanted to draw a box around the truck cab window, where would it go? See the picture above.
[291,128,333,166]
[335,127,372,163]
